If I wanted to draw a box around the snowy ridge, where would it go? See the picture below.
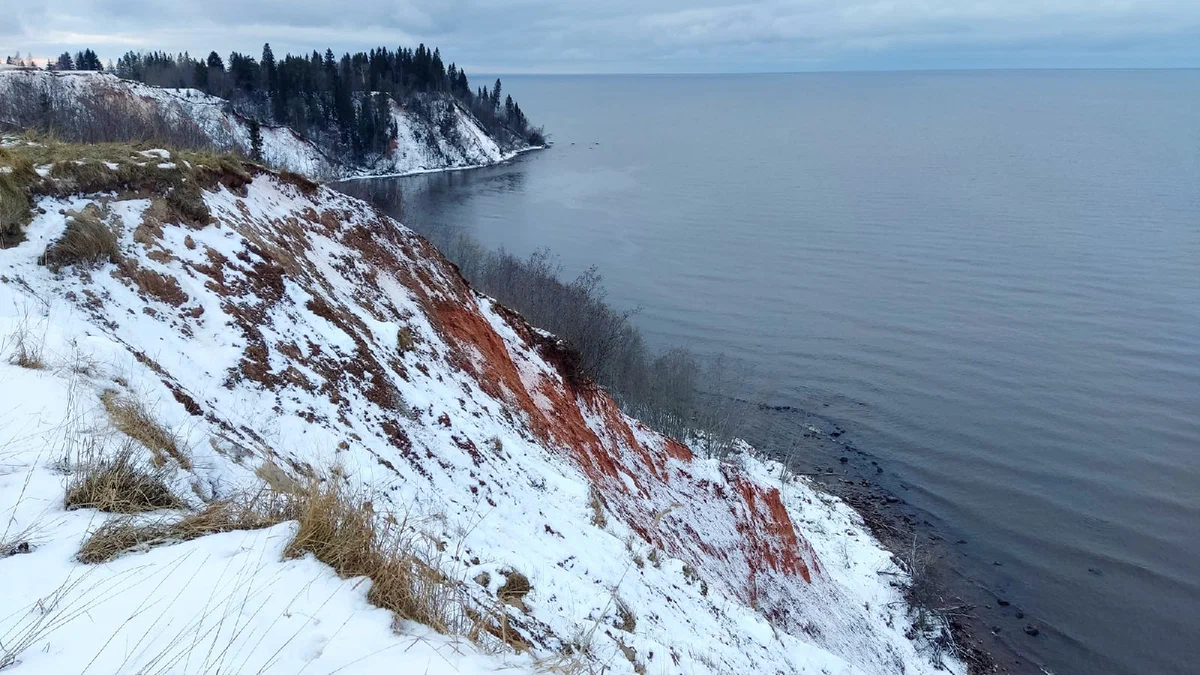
[0,152,962,674]
[0,69,530,180]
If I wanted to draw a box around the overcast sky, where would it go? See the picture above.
[3,0,1198,73]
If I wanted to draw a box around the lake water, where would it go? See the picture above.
[340,71,1200,674]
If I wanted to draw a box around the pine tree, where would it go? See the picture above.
[55,52,74,71]
[248,119,264,161]
[492,78,502,111]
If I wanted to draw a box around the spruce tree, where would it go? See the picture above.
[248,119,264,161]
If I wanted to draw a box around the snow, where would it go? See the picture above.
[0,165,962,674]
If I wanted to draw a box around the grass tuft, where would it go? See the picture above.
[40,206,119,271]
[282,475,461,633]
[75,498,284,564]
[64,444,182,514]
[99,389,191,469]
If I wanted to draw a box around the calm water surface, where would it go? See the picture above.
[343,71,1200,674]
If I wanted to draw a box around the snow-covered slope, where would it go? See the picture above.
[0,69,528,180]
[0,145,962,674]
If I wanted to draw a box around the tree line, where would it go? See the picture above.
[9,44,542,164]
[111,45,541,161]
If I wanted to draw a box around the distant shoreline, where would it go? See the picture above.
[334,144,547,183]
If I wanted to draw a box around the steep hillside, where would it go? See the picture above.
[0,139,962,674]
[0,68,530,179]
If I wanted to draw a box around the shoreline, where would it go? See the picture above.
[333,144,547,183]
[743,403,1043,675]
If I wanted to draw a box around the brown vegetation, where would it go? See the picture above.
[40,205,119,271]
[282,475,462,633]
[64,444,182,513]
[76,497,281,563]
[99,389,191,469]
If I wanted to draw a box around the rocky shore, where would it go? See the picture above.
[742,403,1049,675]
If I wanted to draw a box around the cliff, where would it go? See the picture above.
[0,138,961,674]
[0,68,531,180]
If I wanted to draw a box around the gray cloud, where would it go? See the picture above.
[1,0,1197,71]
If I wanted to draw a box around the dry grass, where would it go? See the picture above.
[613,594,636,633]
[0,135,257,247]
[0,155,38,247]
[72,467,525,656]
[5,325,45,370]
[40,205,120,271]
[588,485,607,529]
[497,568,532,610]
[99,389,191,469]
[76,497,284,564]
[282,475,463,633]
[396,326,416,353]
[163,180,211,226]
[64,444,182,514]
[277,169,319,196]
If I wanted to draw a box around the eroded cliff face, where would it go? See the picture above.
[0,144,960,674]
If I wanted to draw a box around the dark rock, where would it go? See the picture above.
[876,466,883,473]
[956,539,968,545]
[997,599,1010,607]
[839,456,849,463]
[1023,625,1040,637]
[1088,567,1103,576]
[1015,611,1025,619]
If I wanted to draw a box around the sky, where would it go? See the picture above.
[2,0,1198,73]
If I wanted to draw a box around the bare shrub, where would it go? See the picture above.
[40,207,119,271]
[336,179,753,454]
[278,169,319,196]
[63,442,181,514]
[99,389,191,469]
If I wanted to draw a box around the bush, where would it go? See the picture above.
[164,180,211,226]
[64,444,182,514]
[40,207,119,271]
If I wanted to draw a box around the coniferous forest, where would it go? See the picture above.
[89,44,542,162]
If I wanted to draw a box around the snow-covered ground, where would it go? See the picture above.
[0,69,530,180]
[0,148,961,674]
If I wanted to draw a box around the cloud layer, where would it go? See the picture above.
[2,0,1198,72]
